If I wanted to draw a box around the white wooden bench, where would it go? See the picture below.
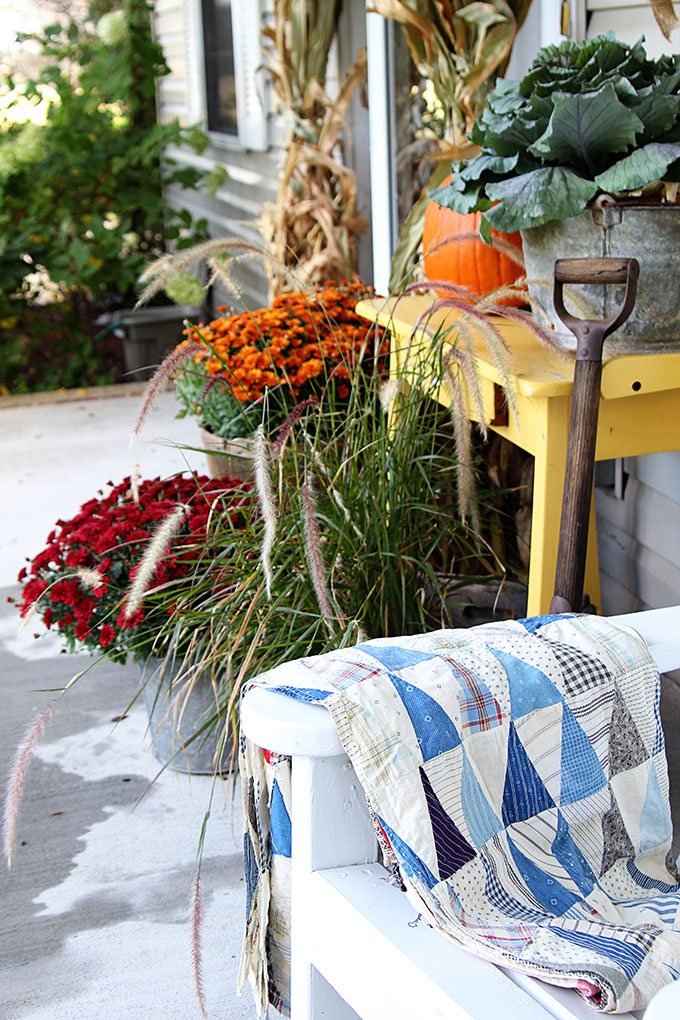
[241,608,680,1020]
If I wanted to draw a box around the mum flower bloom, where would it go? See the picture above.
[99,624,115,648]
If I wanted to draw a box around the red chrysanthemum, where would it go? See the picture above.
[16,472,254,663]
[99,624,115,647]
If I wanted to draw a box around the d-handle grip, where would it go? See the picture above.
[554,257,639,287]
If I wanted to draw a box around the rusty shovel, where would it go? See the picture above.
[549,257,639,615]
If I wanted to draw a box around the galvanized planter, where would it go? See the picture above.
[141,657,232,774]
[115,304,204,380]
[520,202,680,355]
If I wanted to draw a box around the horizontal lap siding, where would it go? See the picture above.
[152,0,279,309]
[596,461,680,614]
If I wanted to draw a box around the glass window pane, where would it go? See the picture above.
[392,26,445,230]
[202,0,238,136]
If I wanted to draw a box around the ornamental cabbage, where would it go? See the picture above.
[432,34,680,237]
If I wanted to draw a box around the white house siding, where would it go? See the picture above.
[596,454,680,613]
[151,0,283,310]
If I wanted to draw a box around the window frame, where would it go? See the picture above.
[188,0,268,152]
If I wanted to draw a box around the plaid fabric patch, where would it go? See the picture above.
[544,638,612,698]
[482,856,549,923]
[454,662,504,733]
[301,652,385,693]
[302,655,383,690]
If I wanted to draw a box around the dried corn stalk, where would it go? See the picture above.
[260,0,369,297]
[371,0,532,143]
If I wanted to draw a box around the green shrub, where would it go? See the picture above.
[0,0,208,391]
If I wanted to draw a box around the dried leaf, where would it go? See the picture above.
[649,0,679,39]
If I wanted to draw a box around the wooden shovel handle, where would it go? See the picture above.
[554,258,637,286]
[550,358,603,614]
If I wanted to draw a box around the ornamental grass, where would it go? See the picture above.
[140,336,520,757]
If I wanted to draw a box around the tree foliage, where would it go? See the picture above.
[0,0,206,311]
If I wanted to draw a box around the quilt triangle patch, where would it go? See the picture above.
[560,704,607,805]
[388,673,461,761]
[639,765,673,854]
[609,690,650,777]
[600,795,635,876]
[420,766,476,879]
[375,813,439,890]
[488,647,563,720]
[356,644,437,671]
[502,723,556,826]
[461,754,504,849]
[507,835,581,914]
[551,810,595,896]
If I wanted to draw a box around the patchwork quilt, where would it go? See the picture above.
[239,614,680,1016]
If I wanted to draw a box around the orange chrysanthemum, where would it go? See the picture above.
[178,281,387,406]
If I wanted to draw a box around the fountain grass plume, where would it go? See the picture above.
[301,475,338,632]
[378,377,399,412]
[124,504,188,619]
[132,341,204,439]
[441,348,481,533]
[190,866,207,1017]
[17,597,39,634]
[4,703,54,868]
[130,462,141,504]
[200,374,231,402]
[480,297,568,359]
[423,230,526,270]
[135,237,267,307]
[445,315,487,438]
[271,398,318,457]
[253,425,276,598]
[75,566,105,591]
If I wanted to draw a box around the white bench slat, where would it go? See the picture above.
[609,608,680,675]
[307,864,556,1020]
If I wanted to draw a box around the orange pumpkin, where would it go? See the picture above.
[422,181,525,306]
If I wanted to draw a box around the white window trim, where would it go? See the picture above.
[184,0,268,152]
[231,0,268,151]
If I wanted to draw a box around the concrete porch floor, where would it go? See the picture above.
[1,385,255,1020]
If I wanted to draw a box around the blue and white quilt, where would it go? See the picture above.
[239,614,680,1015]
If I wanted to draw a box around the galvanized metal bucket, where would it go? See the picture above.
[141,658,233,774]
[520,201,680,355]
